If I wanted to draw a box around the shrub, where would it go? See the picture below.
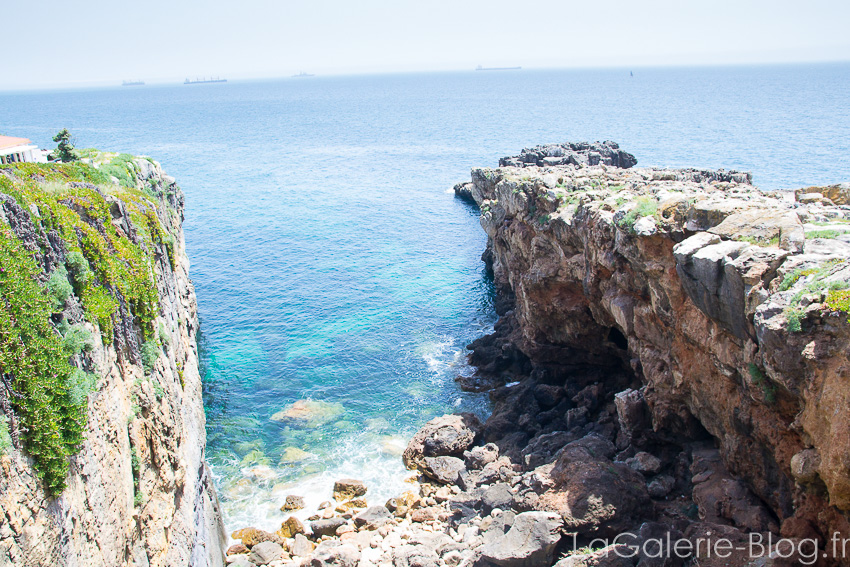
[67,368,97,406]
[825,289,850,313]
[62,324,95,355]
[617,196,657,232]
[141,340,159,374]
[158,321,170,347]
[0,414,11,455]
[65,251,92,287]
[47,266,73,311]
[747,363,777,404]
[0,227,87,494]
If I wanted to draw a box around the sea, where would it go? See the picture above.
[2,63,849,535]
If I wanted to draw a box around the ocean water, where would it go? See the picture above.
[2,64,850,535]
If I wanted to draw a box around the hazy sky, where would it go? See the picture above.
[3,0,850,89]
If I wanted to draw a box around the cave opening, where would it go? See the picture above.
[608,327,629,350]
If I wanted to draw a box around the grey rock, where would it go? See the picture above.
[481,483,514,514]
[554,544,637,566]
[499,141,637,170]
[249,541,284,565]
[423,456,466,484]
[311,541,360,567]
[647,474,676,498]
[391,545,441,567]
[227,555,256,567]
[354,505,393,530]
[403,413,482,472]
[310,517,346,538]
[625,452,662,475]
[479,511,563,567]
[291,533,314,557]
[464,443,500,470]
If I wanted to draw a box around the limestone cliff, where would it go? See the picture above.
[456,143,850,548]
[0,154,225,566]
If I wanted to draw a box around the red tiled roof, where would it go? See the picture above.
[0,136,32,150]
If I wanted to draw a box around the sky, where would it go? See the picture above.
[3,0,850,90]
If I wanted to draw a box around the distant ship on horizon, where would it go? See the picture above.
[122,80,145,86]
[476,65,522,71]
[292,71,315,78]
[184,77,227,85]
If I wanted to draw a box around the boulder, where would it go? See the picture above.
[464,443,500,470]
[281,494,305,511]
[226,544,248,555]
[422,456,466,484]
[555,545,637,566]
[540,436,652,537]
[278,515,305,538]
[354,505,393,530]
[310,517,346,538]
[271,399,344,427]
[291,533,315,557]
[333,479,367,501]
[403,413,482,471]
[391,545,441,567]
[479,511,563,567]
[311,541,360,567]
[231,527,282,548]
[248,541,284,565]
[481,483,515,514]
[625,452,662,475]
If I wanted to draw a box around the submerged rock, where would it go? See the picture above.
[333,478,367,501]
[270,399,345,427]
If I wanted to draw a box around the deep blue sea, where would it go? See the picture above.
[2,64,850,534]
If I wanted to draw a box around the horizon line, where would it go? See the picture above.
[2,58,849,94]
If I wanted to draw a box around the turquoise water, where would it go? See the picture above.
[2,64,850,533]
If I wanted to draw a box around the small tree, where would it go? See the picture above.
[52,129,77,162]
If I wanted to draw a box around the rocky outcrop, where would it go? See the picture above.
[453,144,850,562]
[0,156,225,565]
[497,141,637,170]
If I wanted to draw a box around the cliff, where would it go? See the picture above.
[0,153,225,566]
[451,142,850,558]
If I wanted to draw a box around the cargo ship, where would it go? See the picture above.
[292,72,315,78]
[122,80,145,86]
[184,77,227,85]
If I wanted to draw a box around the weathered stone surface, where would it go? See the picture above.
[0,160,226,566]
[332,479,367,501]
[311,541,360,567]
[281,494,306,511]
[479,511,563,567]
[422,456,467,484]
[291,533,314,557]
[458,152,850,541]
[354,505,393,530]
[310,517,347,538]
[248,541,284,565]
[403,413,482,472]
[278,515,305,538]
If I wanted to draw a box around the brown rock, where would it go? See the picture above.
[402,413,482,472]
[278,516,305,538]
[226,543,249,555]
[333,479,367,501]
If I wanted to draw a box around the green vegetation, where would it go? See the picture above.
[158,321,170,347]
[617,196,658,232]
[747,363,776,404]
[141,340,160,374]
[0,159,176,494]
[47,266,73,310]
[131,446,142,506]
[61,324,95,355]
[777,260,850,332]
[806,229,849,240]
[0,227,87,493]
[0,414,11,455]
[52,129,77,162]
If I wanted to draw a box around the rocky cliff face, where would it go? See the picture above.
[0,155,225,566]
[453,144,850,558]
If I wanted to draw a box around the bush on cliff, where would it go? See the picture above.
[0,159,176,494]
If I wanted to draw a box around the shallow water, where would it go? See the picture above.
[2,63,850,534]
